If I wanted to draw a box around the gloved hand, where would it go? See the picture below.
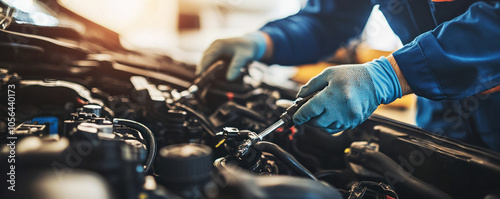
[293,57,402,132]
[197,32,267,81]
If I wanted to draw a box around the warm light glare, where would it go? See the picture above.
[58,0,147,33]
[59,0,179,49]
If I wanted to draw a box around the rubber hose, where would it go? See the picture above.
[114,118,156,174]
[177,104,216,137]
[347,145,451,199]
[254,141,318,181]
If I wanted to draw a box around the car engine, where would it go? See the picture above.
[1,1,500,199]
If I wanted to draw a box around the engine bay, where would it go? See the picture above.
[1,1,500,199]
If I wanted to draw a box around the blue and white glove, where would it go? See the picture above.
[197,32,267,81]
[293,57,402,132]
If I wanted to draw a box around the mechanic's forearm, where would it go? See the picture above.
[260,31,274,61]
[387,54,413,95]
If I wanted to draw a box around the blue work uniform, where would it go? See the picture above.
[259,0,500,152]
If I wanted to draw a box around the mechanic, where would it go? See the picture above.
[197,0,500,152]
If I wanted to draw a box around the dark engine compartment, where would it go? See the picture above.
[1,1,500,199]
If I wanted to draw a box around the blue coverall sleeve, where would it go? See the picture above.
[393,1,500,101]
[259,0,373,65]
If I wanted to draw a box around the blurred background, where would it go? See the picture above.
[30,0,417,124]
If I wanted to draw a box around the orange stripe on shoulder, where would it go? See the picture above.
[431,0,455,2]
[480,85,500,95]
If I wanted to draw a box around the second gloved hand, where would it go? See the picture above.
[197,32,267,81]
[293,57,402,132]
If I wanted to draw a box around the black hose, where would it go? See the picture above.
[347,145,451,199]
[291,136,322,170]
[224,102,268,123]
[254,141,318,181]
[113,118,156,174]
[314,170,345,179]
[176,104,216,137]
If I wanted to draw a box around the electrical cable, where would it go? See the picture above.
[176,103,216,137]
[113,118,156,174]
[254,141,318,181]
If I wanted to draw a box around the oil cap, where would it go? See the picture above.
[156,143,213,184]
[83,104,102,117]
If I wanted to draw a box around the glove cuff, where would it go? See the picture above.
[243,32,267,60]
[365,57,403,104]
